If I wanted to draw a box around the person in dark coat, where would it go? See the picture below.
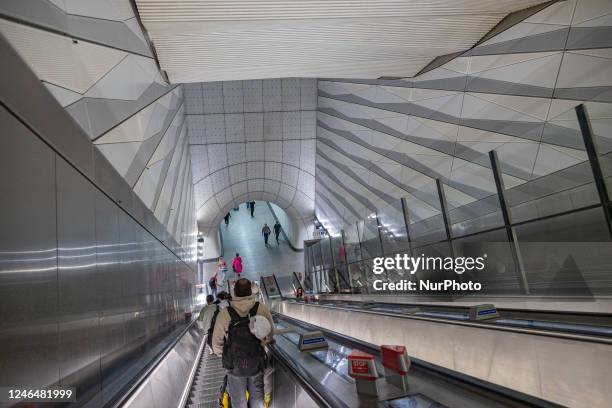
[250,201,255,217]
[273,221,282,245]
[224,212,231,226]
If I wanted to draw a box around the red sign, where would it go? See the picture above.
[348,350,378,380]
[351,359,370,374]
[381,345,410,375]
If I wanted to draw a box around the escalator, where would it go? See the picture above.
[115,305,568,408]
[263,274,612,407]
[270,313,560,408]
[185,352,226,408]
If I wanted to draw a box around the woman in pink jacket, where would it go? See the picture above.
[232,253,243,277]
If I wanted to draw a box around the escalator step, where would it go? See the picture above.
[188,395,219,405]
[193,372,226,382]
[201,365,224,370]
[196,368,225,374]
[195,373,225,377]
[194,374,226,383]
[188,395,219,401]
[190,392,219,400]
[191,384,220,393]
[191,386,221,394]
[187,402,219,408]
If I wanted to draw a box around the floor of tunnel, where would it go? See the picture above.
[203,201,304,287]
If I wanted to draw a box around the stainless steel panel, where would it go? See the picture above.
[126,382,157,408]
[121,214,141,348]
[124,323,206,408]
[272,363,295,407]
[0,73,196,404]
[149,360,175,408]
[94,190,127,405]
[295,385,317,408]
[56,157,102,405]
[0,106,59,388]
[166,349,187,392]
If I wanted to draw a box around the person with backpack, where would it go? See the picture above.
[232,253,243,277]
[209,273,218,298]
[199,295,216,350]
[273,221,281,245]
[212,278,274,408]
[206,291,229,353]
[261,223,271,247]
[224,212,231,226]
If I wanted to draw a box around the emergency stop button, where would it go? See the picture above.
[381,345,411,375]
[348,350,378,380]
[348,350,381,396]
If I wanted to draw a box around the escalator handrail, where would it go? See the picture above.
[316,295,612,317]
[105,317,201,408]
[286,299,612,344]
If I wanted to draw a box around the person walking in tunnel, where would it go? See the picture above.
[224,212,231,226]
[273,220,282,245]
[250,201,256,217]
[262,223,271,247]
[212,278,273,408]
[232,252,243,277]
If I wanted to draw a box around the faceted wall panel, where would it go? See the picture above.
[0,0,198,259]
[315,0,612,237]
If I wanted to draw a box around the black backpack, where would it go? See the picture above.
[209,277,217,289]
[206,305,220,348]
[222,302,265,377]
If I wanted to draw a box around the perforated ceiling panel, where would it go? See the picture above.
[134,0,546,83]
[188,78,317,242]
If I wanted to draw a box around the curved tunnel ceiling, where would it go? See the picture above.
[186,78,317,233]
[135,0,547,83]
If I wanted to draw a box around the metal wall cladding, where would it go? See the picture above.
[0,106,60,389]
[56,158,103,405]
[0,104,196,406]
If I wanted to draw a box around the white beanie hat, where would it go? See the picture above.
[249,315,272,340]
